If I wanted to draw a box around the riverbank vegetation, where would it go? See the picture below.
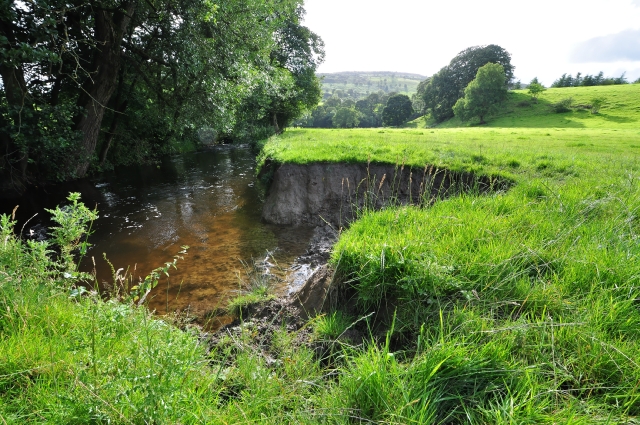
[0,1,323,189]
[2,85,639,422]
[254,82,640,421]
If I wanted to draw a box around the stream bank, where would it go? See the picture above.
[212,161,511,344]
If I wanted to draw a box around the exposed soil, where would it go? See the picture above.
[262,162,508,227]
[204,162,511,356]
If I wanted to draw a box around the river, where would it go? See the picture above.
[1,145,314,328]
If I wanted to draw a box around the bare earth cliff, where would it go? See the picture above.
[262,162,503,227]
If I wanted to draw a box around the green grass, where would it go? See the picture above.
[256,83,640,422]
[410,83,640,129]
[3,83,640,423]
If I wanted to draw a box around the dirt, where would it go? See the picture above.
[262,162,508,227]
[203,162,511,356]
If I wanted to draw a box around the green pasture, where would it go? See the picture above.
[256,83,640,422]
[412,83,640,129]
[2,83,640,423]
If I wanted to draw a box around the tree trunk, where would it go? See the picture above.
[74,2,136,178]
[272,111,281,134]
[0,15,30,184]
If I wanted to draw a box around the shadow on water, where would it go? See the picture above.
[1,146,314,329]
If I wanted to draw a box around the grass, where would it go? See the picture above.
[2,83,640,423]
[256,83,640,422]
[410,83,640,129]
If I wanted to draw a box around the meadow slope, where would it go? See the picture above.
[256,83,640,422]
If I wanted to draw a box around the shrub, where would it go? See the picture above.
[590,97,606,114]
[551,97,573,113]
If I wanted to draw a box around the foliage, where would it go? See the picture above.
[297,91,397,128]
[453,63,507,124]
[45,193,98,274]
[319,71,425,101]
[0,0,323,184]
[382,94,414,126]
[332,107,360,128]
[590,97,606,114]
[418,45,514,122]
[528,79,546,101]
[551,97,573,113]
[552,71,629,87]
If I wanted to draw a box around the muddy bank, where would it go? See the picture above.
[262,162,508,227]
[207,162,511,344]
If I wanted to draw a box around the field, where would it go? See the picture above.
[257,83,640,422]
[412,83,640,129]
[1,85,639,423]
[319,71,426,100]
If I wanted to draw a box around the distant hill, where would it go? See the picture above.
[318,71,427,101]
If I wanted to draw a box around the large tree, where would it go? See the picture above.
[418,45,514,123]
[1,0,321,187]
[382,94,414,126]
[453,63,508,125]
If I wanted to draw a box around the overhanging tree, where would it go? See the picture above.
[1,0,321,187]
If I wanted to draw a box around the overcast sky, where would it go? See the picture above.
[303,0,640,85]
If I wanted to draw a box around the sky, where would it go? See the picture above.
[302,0,640,86]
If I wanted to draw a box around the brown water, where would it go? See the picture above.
[1,146,313,326]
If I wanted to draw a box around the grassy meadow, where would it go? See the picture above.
[258,83,640,422]
[1,84,639,423]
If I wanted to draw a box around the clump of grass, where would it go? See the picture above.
[591,96,606,114]
[227,253,279,316]
[313,311,353,340]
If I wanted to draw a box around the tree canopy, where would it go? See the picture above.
[417,45,514,123]
[453,63,508,124]
[382,94,414,126]
[0,0,323,188]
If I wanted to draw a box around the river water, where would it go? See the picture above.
[1,146,313,327]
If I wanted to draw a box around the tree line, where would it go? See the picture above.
[0,0,323,189]
[550,72,636,88]
[295,91,417,128]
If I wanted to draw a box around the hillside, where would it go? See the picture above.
[318,71,426,100]
[411,83,640,129]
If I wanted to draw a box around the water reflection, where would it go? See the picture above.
[1,146,313,326]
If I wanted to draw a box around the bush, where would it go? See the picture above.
[590,97,606,114]
[551,97,573,113]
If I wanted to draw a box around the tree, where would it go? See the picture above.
[332,108,360,128]
[453,63,507,125]
[528,78,546,102]
[419,45,514,122]
[382,94,414,126]
[590,97,606,114]
[1,0,322,187]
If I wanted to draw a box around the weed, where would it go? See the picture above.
[313,311,353,340]
[227,252,280,316]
